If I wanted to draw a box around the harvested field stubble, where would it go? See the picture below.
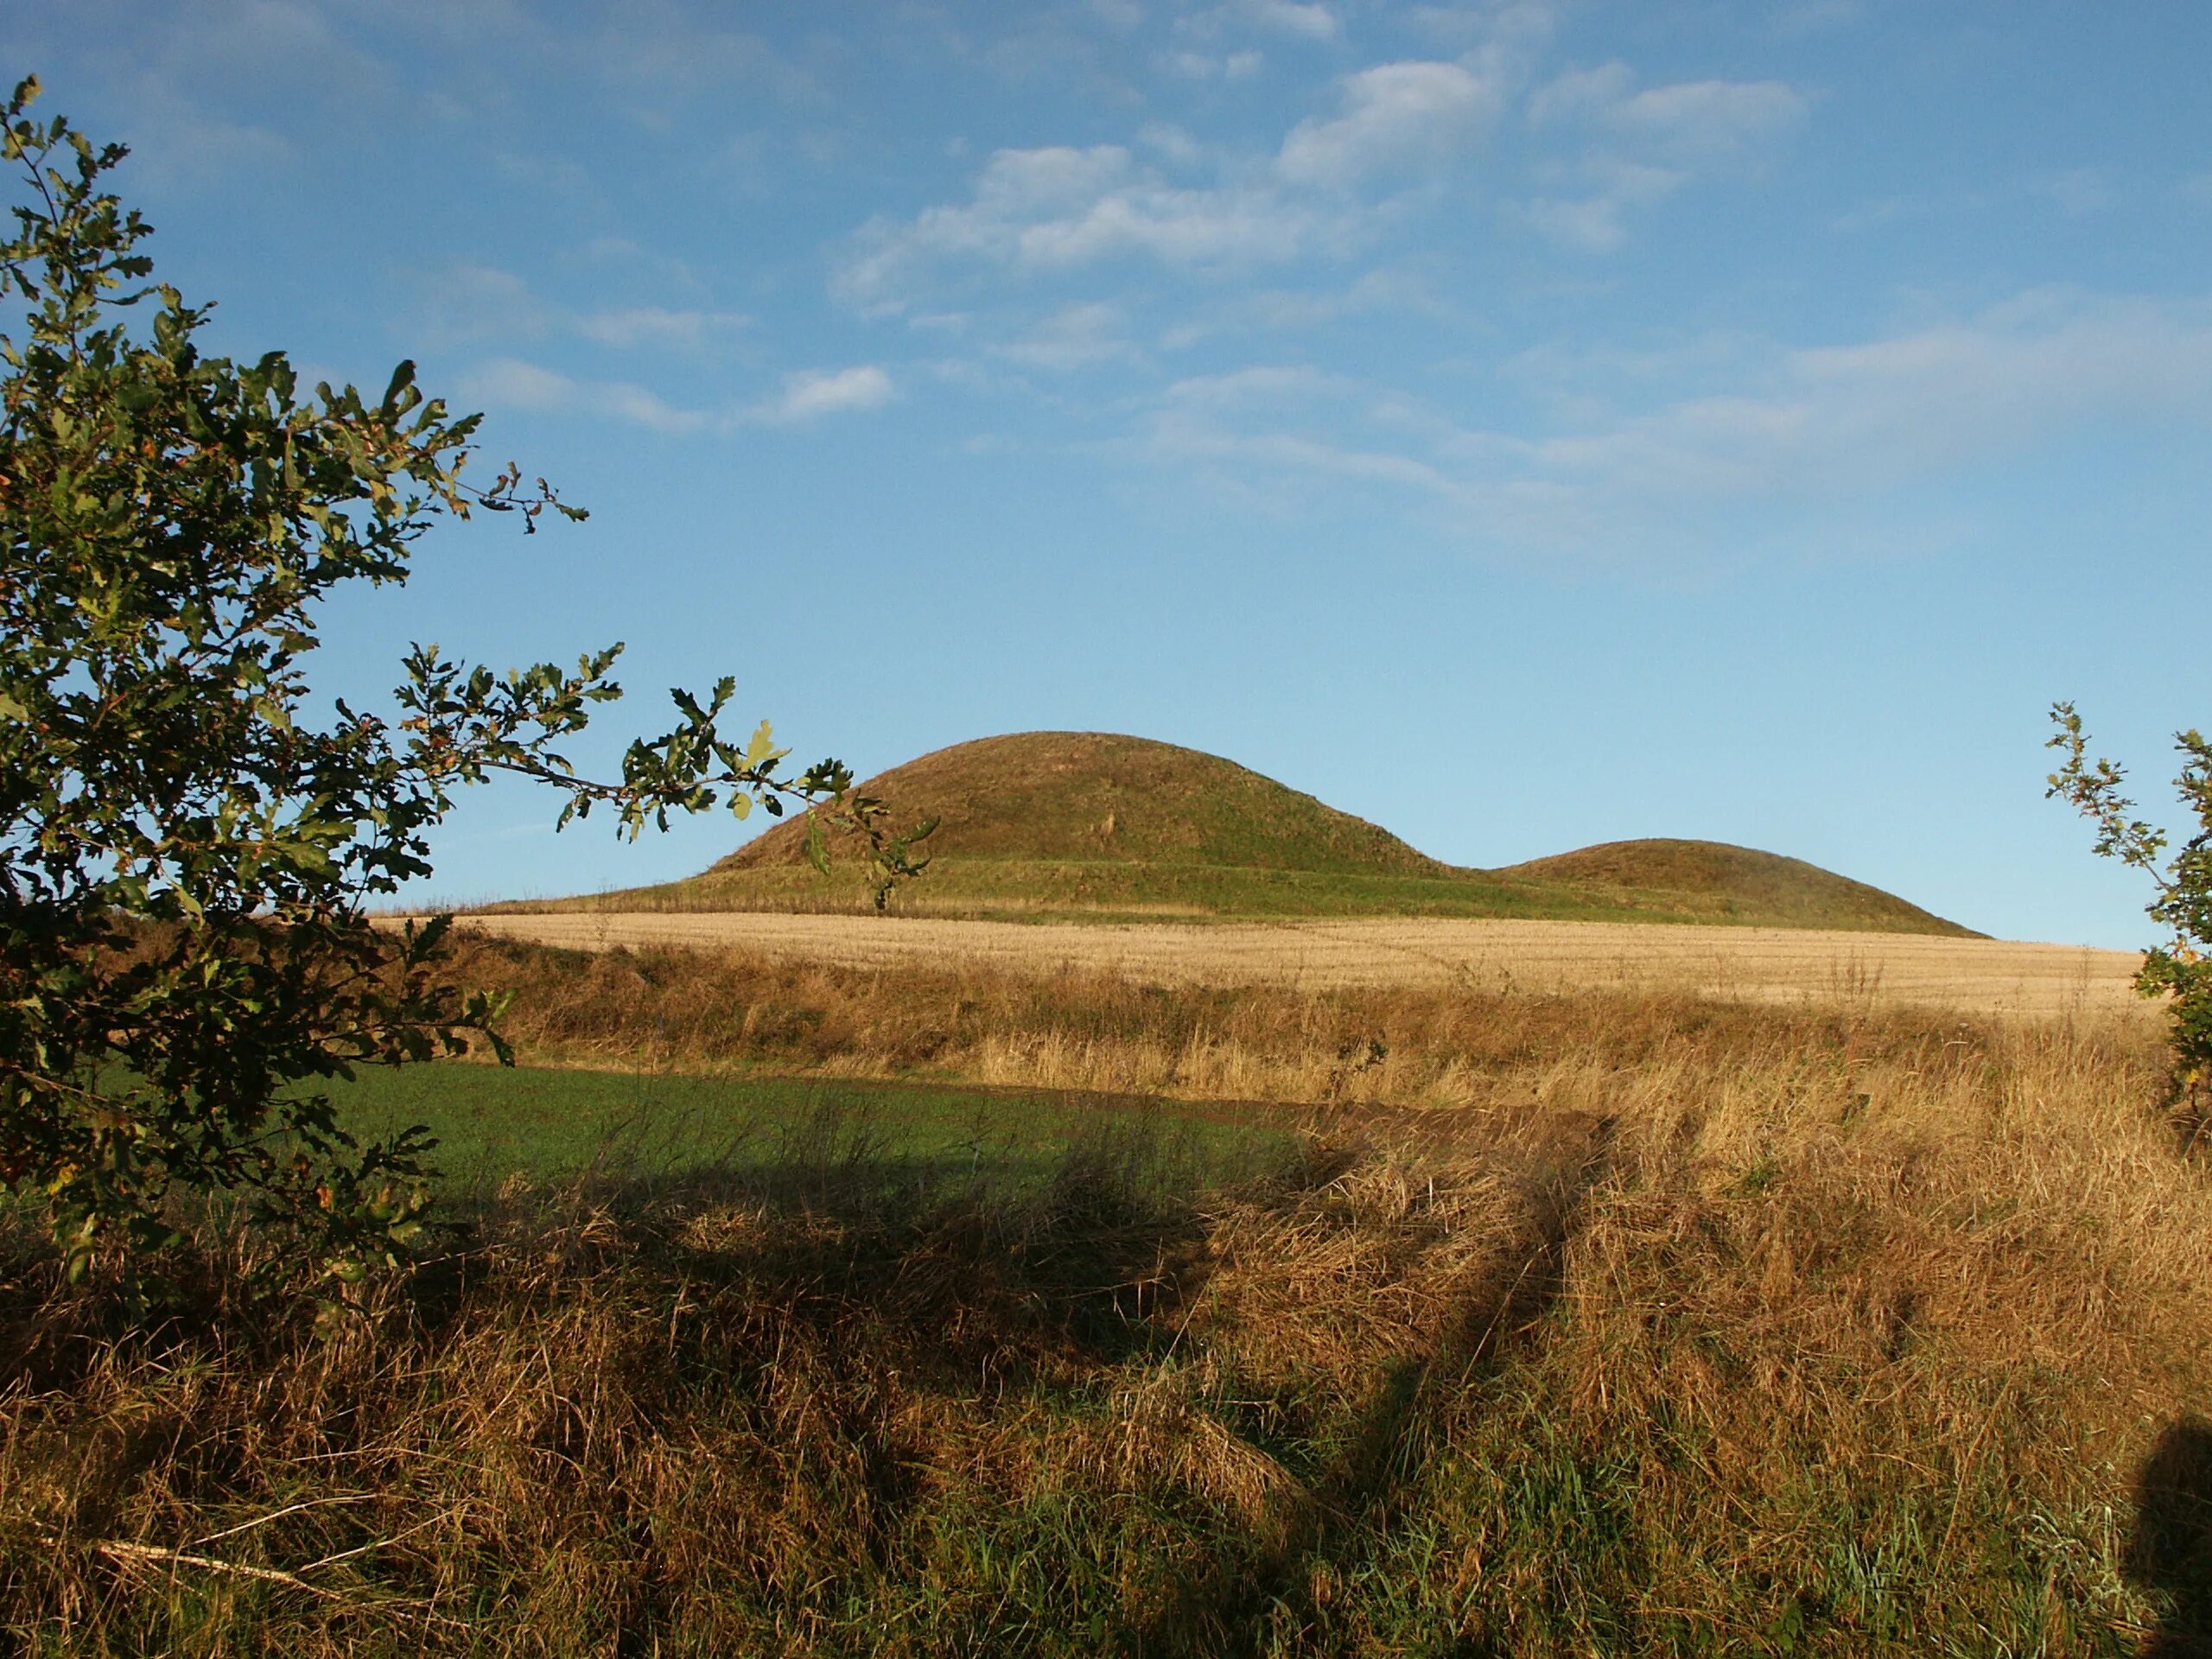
[5,940,2209,1654]
[426,912,2141,1018]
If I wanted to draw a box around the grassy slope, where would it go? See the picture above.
[716,730,1447,877]
[499,731,1975,935]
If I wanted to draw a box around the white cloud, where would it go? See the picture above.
[836,144,1344,311]
[1243,0,1338,40]
[1162,364,1352,405]
[1530,62,1808,162]
[457,357,709,434]
[593,383,713,435]
[995,303,1133,372]
[1159,48,1264,79]
[1137,122,1205,168]
[460,357,896,433]
[1130,293,2212,556]
[40,0,380,190]
[1142,370,1457,507]
[1277,61,1501,188]
[459,356,575,412]
[835,48,1529,313]
[1402,1,1563,51]
[753,365,896,423]
[419,262,746,350]
[572,306,747,349]
[1522,160,1683,252]
[1164,264,1442,344]
[1517,64,1806,250]
[1608,77,1808,160]
[1525,60,1634,124]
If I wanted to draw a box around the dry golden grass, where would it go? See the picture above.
[434,930,2069,1109]
[422,912,2141,1018]
[8,934,2208,1654]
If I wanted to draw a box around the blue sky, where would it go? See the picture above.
[11,2,2211,944]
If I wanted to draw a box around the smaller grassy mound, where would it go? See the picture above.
[1503,839,1976,936]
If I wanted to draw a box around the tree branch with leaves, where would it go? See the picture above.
[0,77,927,1296]
[2046,702,2212,1141]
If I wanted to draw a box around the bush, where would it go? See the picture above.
[2047,701,2211,1139]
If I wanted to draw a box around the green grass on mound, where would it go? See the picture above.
[717,731,1446,878]
[480,731,1979,935]
[527,854,1975,934]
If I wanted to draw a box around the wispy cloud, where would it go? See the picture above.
[1158,47,1266,79]
[749,365,896,423]
[1521,62,1808,250]
[1135,292,2212,556]
[994,303,1134,372]
[835,144,1346,312]
[837,57,1511,315]
[416,263,747,352]
[1241,0,1339,41]
[457,357,893,432]
[1519,160,1681,253]
[1530,61,1808,159]
[1277,60,1502,188]
[1160,263,1445,346]
[457,357,710,435]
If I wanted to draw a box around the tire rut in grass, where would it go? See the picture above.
[1126,1108,1618,1656]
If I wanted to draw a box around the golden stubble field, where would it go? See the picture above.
[427,911,2143,1017]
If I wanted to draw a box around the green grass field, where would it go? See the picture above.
[326,1062,1296,1195]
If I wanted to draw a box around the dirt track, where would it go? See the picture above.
[429,912,2145,1017]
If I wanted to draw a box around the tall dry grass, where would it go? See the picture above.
[435,929,2155,1111]
[3,936,2209,1654]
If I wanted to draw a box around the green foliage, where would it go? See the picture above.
[0,78,924,1292]
[2047,701,2212,1128]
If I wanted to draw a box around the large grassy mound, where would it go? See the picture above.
[714,731,1446,878]
[511,731,1975,934]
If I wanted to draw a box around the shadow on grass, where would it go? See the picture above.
[0,1096,1268,1399]
[2130,1415,2212,1659]
[1127,1110,1618,1659]
[0,1100,1595,1656]
[400,1100,1272,1387]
